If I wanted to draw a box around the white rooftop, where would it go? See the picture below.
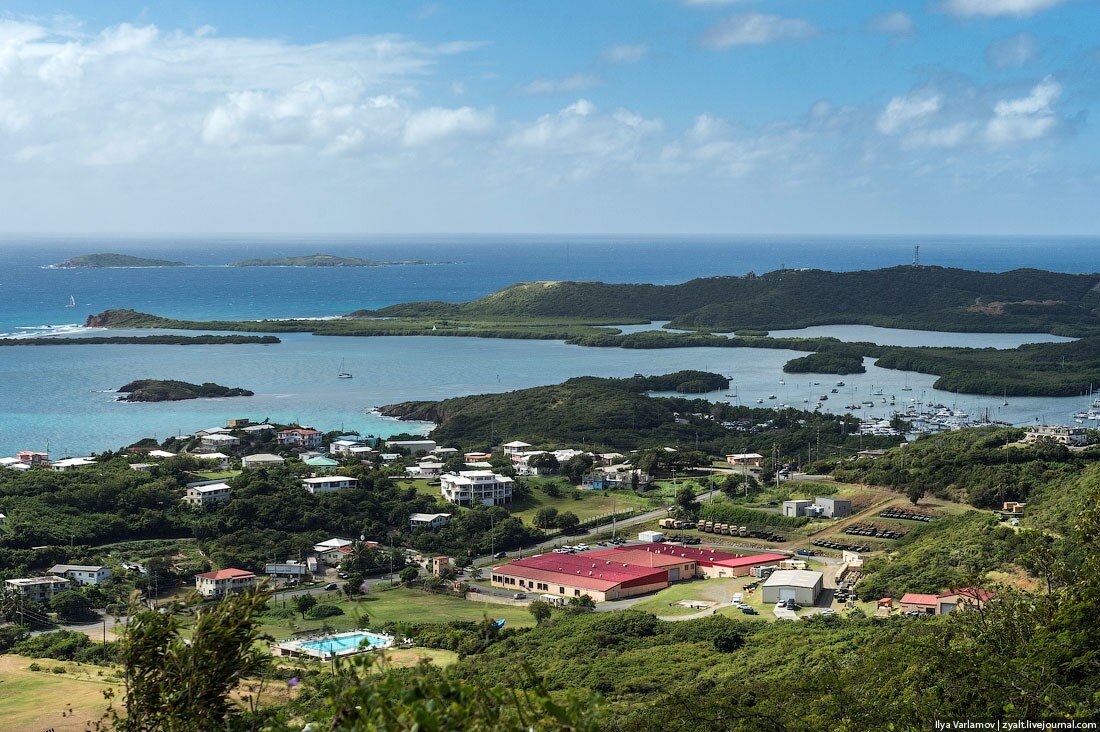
[148,450,176,458]
[242,453,284,462]
[49,564,106,573]
[410,512,452,522]
[6,576,69,587]
[763,569,823,588]
[52,457,96,467]
[193,452,229,460]
[313,538,353,551]
[190,482,231,494]
[503,441,532,448]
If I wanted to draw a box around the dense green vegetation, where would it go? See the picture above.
[829,427,1100,509]
[50,253,186,268]
[230,253,438,267]
[379,371,899,457]
[117,379,254,402]
[0,334,280,346]
[362,266,1100,336]
[699,503,810,530]
[782,350,866,374]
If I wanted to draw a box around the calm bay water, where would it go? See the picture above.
[0,235,1097,456]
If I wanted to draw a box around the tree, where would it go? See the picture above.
[528,453,560,473]
[399,566,420,585]
[561,454,594,482]
[443,455,467,473]
[905,483,926,505]
[51,590,94,622]
[104,589,272,731]
[675,486,700,518]
[343,573,366,598]
[293,593,317,618]
[556,511,581,532]
[528,600,552,625]
[533,507,559,529]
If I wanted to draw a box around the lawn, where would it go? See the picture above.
[508,481,651,526]
[0,655,118,732]
[630,577,746,617]
[247,586,536,641]
[193,470,241,480]
[397,477,445,500]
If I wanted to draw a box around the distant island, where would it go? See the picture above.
[229,253,442,267]
[117,379,254,402]
[49,253,188,269]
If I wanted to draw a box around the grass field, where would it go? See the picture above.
[508,481,651,526]
[0,655,117,732]
[236,586,537,641]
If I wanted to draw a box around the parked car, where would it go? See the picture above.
[337,572,349,579]
[325,583,339,591]
[494,551,507,559]
[513,592,527,600]
[741,606,758,615]
[574,543,590,551]
[775,600,788,609]
[820,608,836,615]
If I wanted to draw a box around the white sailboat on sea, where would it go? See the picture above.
[65,294,76,308]
[337,359,353,379]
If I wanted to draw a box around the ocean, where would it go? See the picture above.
[1,235,1097,456]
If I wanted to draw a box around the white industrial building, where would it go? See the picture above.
[440,471,514,506]
[761,569,824,605]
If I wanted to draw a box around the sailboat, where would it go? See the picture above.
[1002,387,1008,407]
[65,294,76,308]
[901,375,912,392]
[337,359,353,379]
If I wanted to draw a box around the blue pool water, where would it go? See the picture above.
[299,632,390,654]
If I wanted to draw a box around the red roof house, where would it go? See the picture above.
[491,553,668,601]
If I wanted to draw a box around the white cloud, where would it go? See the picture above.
[901,122,977,149]
[702,13,818,49]
[940,0,1068,18]
[986,33,1038,69]
[986,76,1061,144]
[402,106,495,146]
[521,73,601,95]
[869,11,915,36]
[603,43,648,64]
[507,99,662,168]
[876,92,943,135]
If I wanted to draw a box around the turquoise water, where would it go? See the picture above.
[300,632,389,654]
[1,236,1097,456]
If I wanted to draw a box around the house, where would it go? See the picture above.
[440,471,514,506]
[431,447,459,457]
[379,453,401,463]
[597,452,624,466]
[199,433,240,450]
[464,451,492,462]
[194,568,259,598]
[900,593,939,615]
[409,512,452,530]
[226,418,251,428]
[48,564,112,586]
[1000,501,1027,519]
[782,500,813,518]
[581,473,606,489]
[183,481,232,507]
[241,424,275,434]
[1023,425,1088,447]
[329,438,366,455]
[241,453,285,468]
[302,476,358,494]
[761,570,824,605]
[491,553,669,602]
[191,452,230,470]
[813,497,852,518]
[501,440,532,456]
[313,538,353,565]
[196,427,231,436]
[5,576,71,602]
[430,556,452,576]
[277,428,323,449]
[464,461,493,470]
[725,453,764,468]
[405,460,444,478]
[129,463,155,472]
[936,587,995,615]
[264,561,311,580]
[303,455,340,470]
[17,450,49,465]
[856,449,889,459]
[602,468,652,489]
[385,439,437,455]
[148,449,176,459]
[51,457,96,471]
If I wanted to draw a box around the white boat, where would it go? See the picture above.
[337,359,353,379]
[65,294,76,308]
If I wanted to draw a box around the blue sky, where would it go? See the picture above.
[0,1,1097,234]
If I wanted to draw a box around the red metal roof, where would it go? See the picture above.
[937,587,995,601]
[493,553,667,592]
[196,568,256,581]
[601,543,787,569]
[586,549,697,568]
[900,593,939,606]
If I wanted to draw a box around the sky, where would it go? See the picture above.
[0,0,1098,235]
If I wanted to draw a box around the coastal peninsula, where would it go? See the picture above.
[49,253,187,268]
[229,253,440,267]
[117,379,254,402]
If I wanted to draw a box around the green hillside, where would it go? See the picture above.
[359,266,1100,336]
[50,253,187,268]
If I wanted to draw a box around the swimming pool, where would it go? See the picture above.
[277,631,394,659]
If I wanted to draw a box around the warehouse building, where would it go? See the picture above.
[601,543,788,579]
[761,569,824,605]
[782,500,812,518]
[490,553,669,602]
[813,497,852,518]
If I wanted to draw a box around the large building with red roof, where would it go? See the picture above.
[490,552,670,602]
[194,568,259,598]
[594,543,788,579]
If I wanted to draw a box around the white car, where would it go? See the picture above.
[574,543,590,551]
[732,593,744,605]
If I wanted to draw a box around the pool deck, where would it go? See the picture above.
[273,630,395,659]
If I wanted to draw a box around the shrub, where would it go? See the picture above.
[305,604,344,620]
